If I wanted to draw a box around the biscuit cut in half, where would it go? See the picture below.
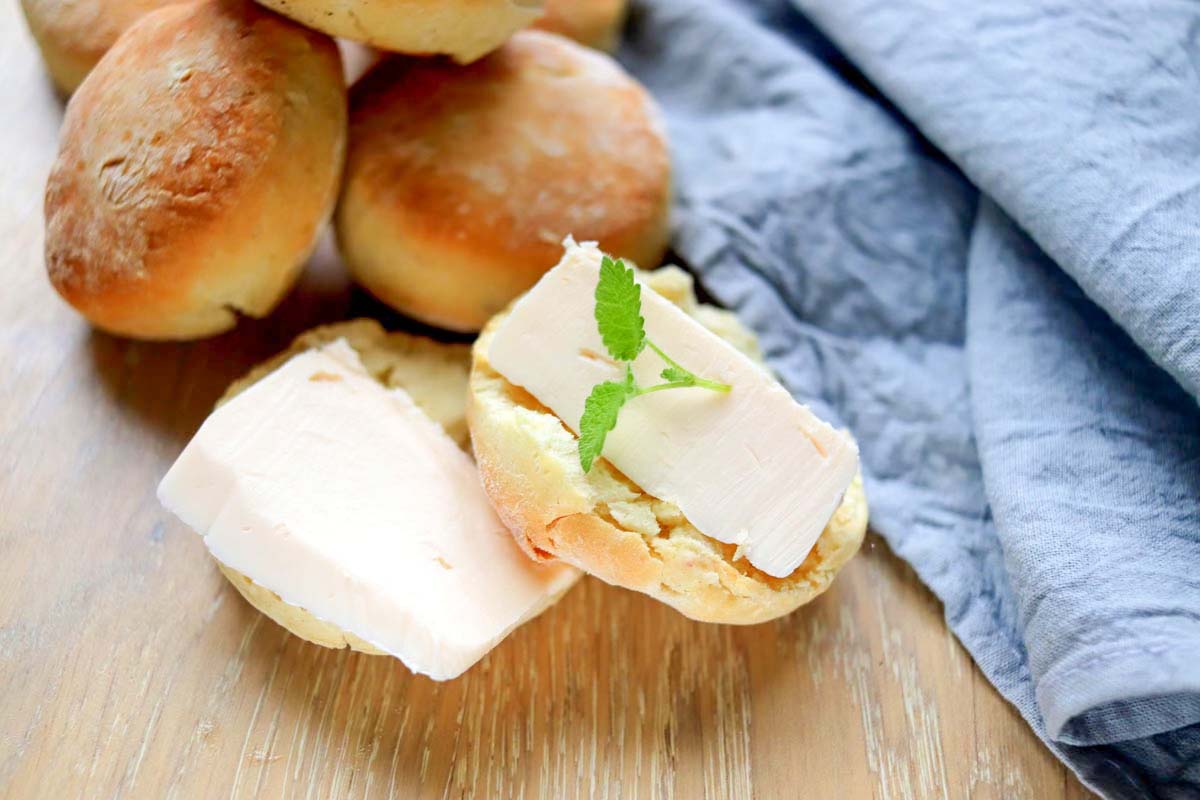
[19,0,179,95]
[336,30,671,332]
[214,319,472,653]
[252,0,542,63]
[43,0,346,340]
[467,268,869,624]
[532,0,628,51]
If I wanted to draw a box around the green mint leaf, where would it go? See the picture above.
[594,255,645,361]
[579,252,735,471]
[578,369,635,472]
[659,366,694,384]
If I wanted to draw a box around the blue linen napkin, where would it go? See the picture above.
[619,1,1200,796]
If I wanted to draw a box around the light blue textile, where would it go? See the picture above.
[619,1,1200,796]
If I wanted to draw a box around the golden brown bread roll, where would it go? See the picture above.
[251,0,543,63]
[336,30,671,333]
[44,0,347,340]
[19,0,179,95]
[533,0,628,51]
[466,266,869,624]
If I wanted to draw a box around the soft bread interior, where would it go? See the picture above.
[467,267,869,624]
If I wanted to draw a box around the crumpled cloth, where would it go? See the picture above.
[620,1,1200,796]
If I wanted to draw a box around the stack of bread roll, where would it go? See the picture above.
[27,0,866,646]
[30,0,659,337]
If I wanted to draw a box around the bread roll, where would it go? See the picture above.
[533,0,627,51]
[215,319,472,653]
[251,0,542,63]
[336,30,671,333]
[467,268,869,625]
[19,0,178,95]
[44,0,346,340]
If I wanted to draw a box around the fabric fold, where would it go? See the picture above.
[966,198,1200,746]
[792,0,1200,399]
[621,0,1200,795]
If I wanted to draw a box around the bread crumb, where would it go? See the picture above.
[606,500,659,536]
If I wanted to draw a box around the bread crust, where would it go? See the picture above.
[217,562,388,654]
[252,0,542,63]
[336,31,671,332]
[19,0,177,94]
[213,319,472,654]
[43,0,346,340]
[467,269,869,624]
[533,0,628,51]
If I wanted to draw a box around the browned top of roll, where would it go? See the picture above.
[344,30,671,282]
[44,0,344,337]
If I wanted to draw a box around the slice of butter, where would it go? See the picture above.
[158,339,580,680]
[488,243,860,578]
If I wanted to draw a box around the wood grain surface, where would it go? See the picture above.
[0,8,1094,799]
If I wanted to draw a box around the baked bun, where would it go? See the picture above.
[19,0,178,95]
[533,0,627,51]
[251,0,542,63]
[467,267,869,624]
[215,319,471,653]
[336,30,671,333]
[44,0,346,340]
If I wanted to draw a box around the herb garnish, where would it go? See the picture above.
[578,256,731,472]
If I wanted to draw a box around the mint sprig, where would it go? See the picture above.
[578,256,731,473]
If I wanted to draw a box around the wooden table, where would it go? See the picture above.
[0,8,1094,798]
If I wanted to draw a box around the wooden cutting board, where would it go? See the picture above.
[0,8,1093,798]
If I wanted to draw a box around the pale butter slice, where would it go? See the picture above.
[158,340,580,680]
[488,242,859,578]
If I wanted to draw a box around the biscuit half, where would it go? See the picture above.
[467,268,869,624]
[213,319,471,653]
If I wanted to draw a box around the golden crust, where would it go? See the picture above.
[252,0,542,62]
[467,269,869,624]
[19,0,178,95]
[336,30,671,332]
[217,562,387,654]
[44,0,346,340]
[533,0,627,51]
[214,319,472,654]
